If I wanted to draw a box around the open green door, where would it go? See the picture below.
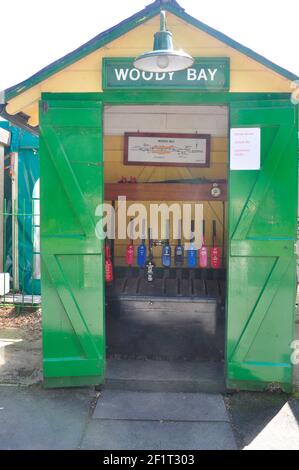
[227,100,298,392]
[40,96,105,388]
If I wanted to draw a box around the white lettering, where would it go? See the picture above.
[208,68,218,81]
[168,72,174,81]
[142,71,154,81]
[103,455,138,468]
[155,72,166,81]
[187,69,197,81]
[129,69,141,81]
[114,68,129,81]
[198,69,208,81]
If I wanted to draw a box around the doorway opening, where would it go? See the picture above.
[103,104,228,385]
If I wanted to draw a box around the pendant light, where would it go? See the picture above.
[134,10,194,73]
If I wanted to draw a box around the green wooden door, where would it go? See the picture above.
[227,100,298,392]
[40,97,105,388]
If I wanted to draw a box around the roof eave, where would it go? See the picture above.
[2,0,298,112]
[0,105,39,135]
[4,1,163,102]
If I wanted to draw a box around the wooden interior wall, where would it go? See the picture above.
[104,135,227,183]
[110,200,227,267]
[104,135,228,265]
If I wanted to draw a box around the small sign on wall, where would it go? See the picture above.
[230,128,261,170]
[124,132,211,167]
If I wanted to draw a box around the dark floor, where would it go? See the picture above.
[106,358,226,393]
[108,266,226,299]
[106,299,225,361]
[106,267,226,362]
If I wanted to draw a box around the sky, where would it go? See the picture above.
[0,0,298,91]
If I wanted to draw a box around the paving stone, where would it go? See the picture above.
[0,385,93,450]
[93,390,229,422]
[81,420,237,450]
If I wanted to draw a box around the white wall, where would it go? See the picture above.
[104,105,228,137]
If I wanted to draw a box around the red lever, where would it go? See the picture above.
[105,244,113,283]
[211,220,221,269]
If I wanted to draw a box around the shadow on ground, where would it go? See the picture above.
[225,392,299,450]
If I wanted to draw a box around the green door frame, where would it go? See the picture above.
[42,91,292,106]
[41,90,298,391]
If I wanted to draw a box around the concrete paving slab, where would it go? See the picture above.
[81,420,237,450]
[93,390,229,422]
[0,385,94,450]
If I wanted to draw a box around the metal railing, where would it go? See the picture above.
[0,197,41,306]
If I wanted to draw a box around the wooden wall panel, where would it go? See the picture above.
[104,114,228,264]
[104,135,228,183]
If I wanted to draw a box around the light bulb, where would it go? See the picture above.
[156,55,170,70]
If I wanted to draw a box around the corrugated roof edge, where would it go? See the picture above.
[1,0,298,133]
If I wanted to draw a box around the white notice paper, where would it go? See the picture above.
[230,128,261,170]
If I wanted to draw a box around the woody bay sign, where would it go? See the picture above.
[102,57,230,90]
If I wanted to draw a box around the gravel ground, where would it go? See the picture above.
[0,306,42,385]
[0,306,41,333]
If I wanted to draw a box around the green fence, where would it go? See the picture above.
[0,197,41,306]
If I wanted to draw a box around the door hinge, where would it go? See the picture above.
[42,101,49,114]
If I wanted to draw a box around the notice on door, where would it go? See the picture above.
[230,128,261,170]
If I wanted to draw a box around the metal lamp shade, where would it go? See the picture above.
[134,11,194,73]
